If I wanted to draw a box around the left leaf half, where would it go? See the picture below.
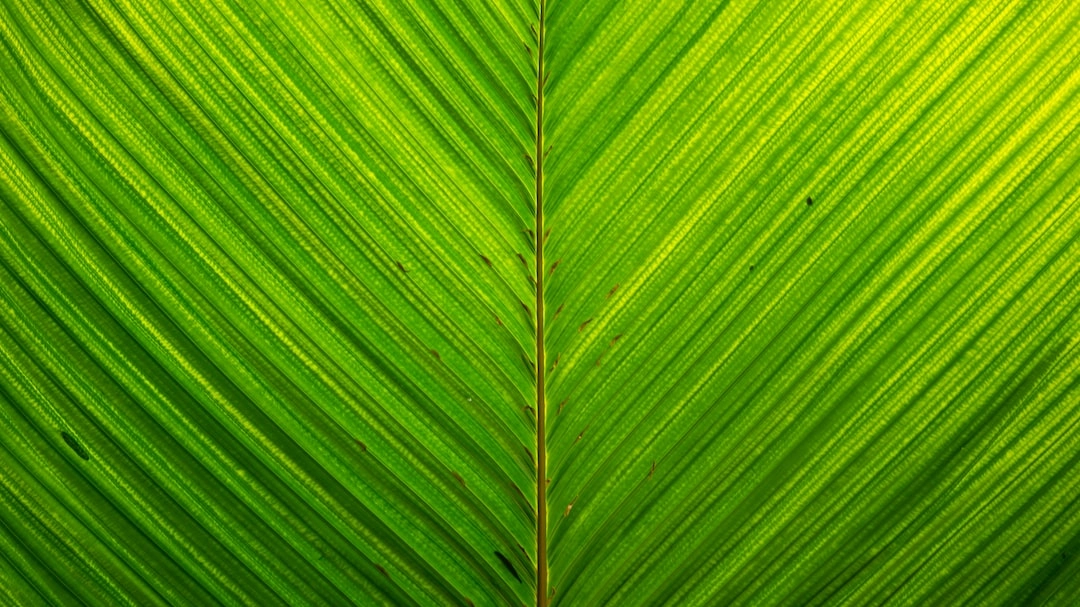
[0,0,538,605]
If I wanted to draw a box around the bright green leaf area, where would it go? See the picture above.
[1,0,1079,605]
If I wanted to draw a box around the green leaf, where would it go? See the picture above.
[2,0,1079,605]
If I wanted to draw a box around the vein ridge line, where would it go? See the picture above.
[535,1,548,604]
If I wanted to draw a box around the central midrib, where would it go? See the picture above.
[534,0,548,605]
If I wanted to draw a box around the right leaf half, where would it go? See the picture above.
[543,0,1080,604]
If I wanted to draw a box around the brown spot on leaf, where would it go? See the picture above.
[578,318,592,332]
[451,471,466,487]
[607,284,620,298]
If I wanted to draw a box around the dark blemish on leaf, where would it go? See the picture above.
[524,42,532,56]
[375,564,390,579]
[543,228,551,243]
[521,301,531,315]
[544,145,552,159]
[517,253,528,268]
[494,551,522,583]
[551,353,560,371]
[546,478,551,486]
[575,429,585,443]
[524,228,534,240]
[495,316,503,326]
[750,265,754,271]
[550,586,556,600]
[466,599,475,607]
[578,318,592,332]
[61,432,89,461]
[549,259,561,276]
[557,398,568,414]
[451,471,466,487]
[356,440,367,452]
[607,284,619,299]
[524,405,535,417]
[530,23,537,38]
[649,461,656,479]
[396,261,407,273]
[553,303,564,320]
[806,196,813,206]
[525,152,534,168]
[431,349,441,360]
[480,254,492,267]
[544,71,550,87]
[609,334,622,347]
[512,483,528,504]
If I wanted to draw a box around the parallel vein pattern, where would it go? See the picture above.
[0,0,540,604]
[544,0,1080,604]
